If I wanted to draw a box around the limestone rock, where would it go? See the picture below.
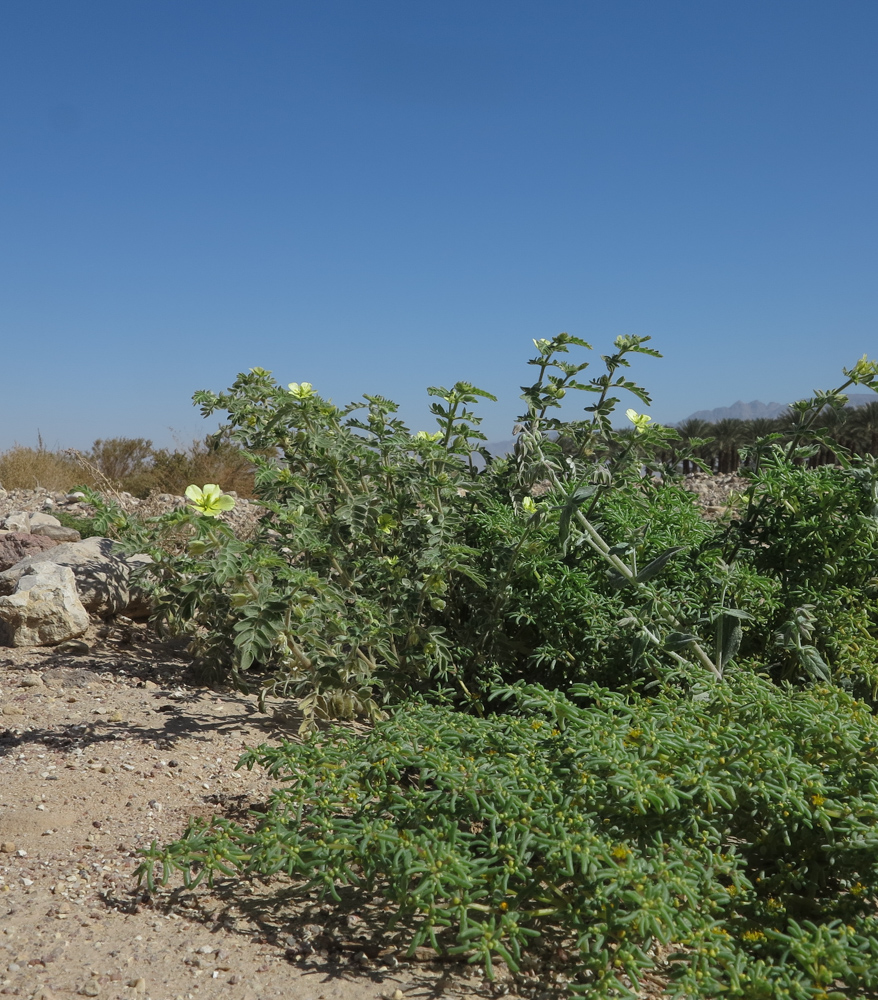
[31,524,81,542]
[28,513,61,529]
[1,513,31,533]
[0,537,130,615]
[0,532,60,572]
[0,564,90,647]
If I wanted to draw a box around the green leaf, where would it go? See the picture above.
[718,618,743,671]
[665,631,700,650]
[634,546,685,584]
[556,485,597,549]
[799,645,831,682]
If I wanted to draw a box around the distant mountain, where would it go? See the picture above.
[681,393,877,425]
[683,401,788,423]
[483,394,878,452]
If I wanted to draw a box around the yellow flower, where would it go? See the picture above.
[287,381,314,399]
[625,409,652,434]
[184,484,236,517]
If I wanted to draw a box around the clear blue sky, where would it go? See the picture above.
[2,1,877,451]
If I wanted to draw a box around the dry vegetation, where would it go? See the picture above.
[0,437,257,498]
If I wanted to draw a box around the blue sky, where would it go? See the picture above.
[2,1,877,451]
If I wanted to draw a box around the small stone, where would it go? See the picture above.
[55,639,90,655]
[18,674,42,687]
[0,842,15,853]
[78,984,100,997]
[126,979,146,992]
[411,945,439,962]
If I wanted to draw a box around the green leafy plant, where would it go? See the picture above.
[128,337,878,997]
[139,676,878,999]
[116,339,878,720]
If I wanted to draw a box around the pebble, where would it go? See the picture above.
[55,639,91,655]
[0,843,15,854]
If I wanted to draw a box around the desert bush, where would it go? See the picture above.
[116,339,877,717]
[127,338,878,996]
[123,436,256,499]
[0,444,97,491]
[140,675,878,999]
[88,437,155,484]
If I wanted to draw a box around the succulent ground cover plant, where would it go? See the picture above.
[107,335,878,996]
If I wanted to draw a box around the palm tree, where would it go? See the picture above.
[676,418,712,474]
[847,401,878,457]
[711,418,746,473]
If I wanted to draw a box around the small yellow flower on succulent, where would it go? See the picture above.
[626,408,652,434]
[185,484,236,517]
[287,381,314,399]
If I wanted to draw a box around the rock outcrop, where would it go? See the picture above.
[0,532,61,571]
[0,563,90,646]
[0,537,142,617]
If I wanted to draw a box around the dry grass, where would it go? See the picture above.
[0,438,257,498]
[0,446,101,492]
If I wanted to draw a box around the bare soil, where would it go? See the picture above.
[0,624,547,1000]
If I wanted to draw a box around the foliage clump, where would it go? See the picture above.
[122,336,878,996]
[140,677,878,998]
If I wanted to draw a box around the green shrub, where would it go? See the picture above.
[139,675,878,998]
[107,337,878,720]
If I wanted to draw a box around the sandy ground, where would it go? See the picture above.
[0,623,557,1000]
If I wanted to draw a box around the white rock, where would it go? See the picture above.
[1,513,30,533]
[28,513,61,529]
[0,564,90,646]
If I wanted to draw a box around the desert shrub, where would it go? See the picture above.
[88,437,155,484]
[124,437,256,499]
[140,675,878,999]
[130,339,878,995]
[0,445,96,491]
[0,435,256,500]
[116,339,878,720]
